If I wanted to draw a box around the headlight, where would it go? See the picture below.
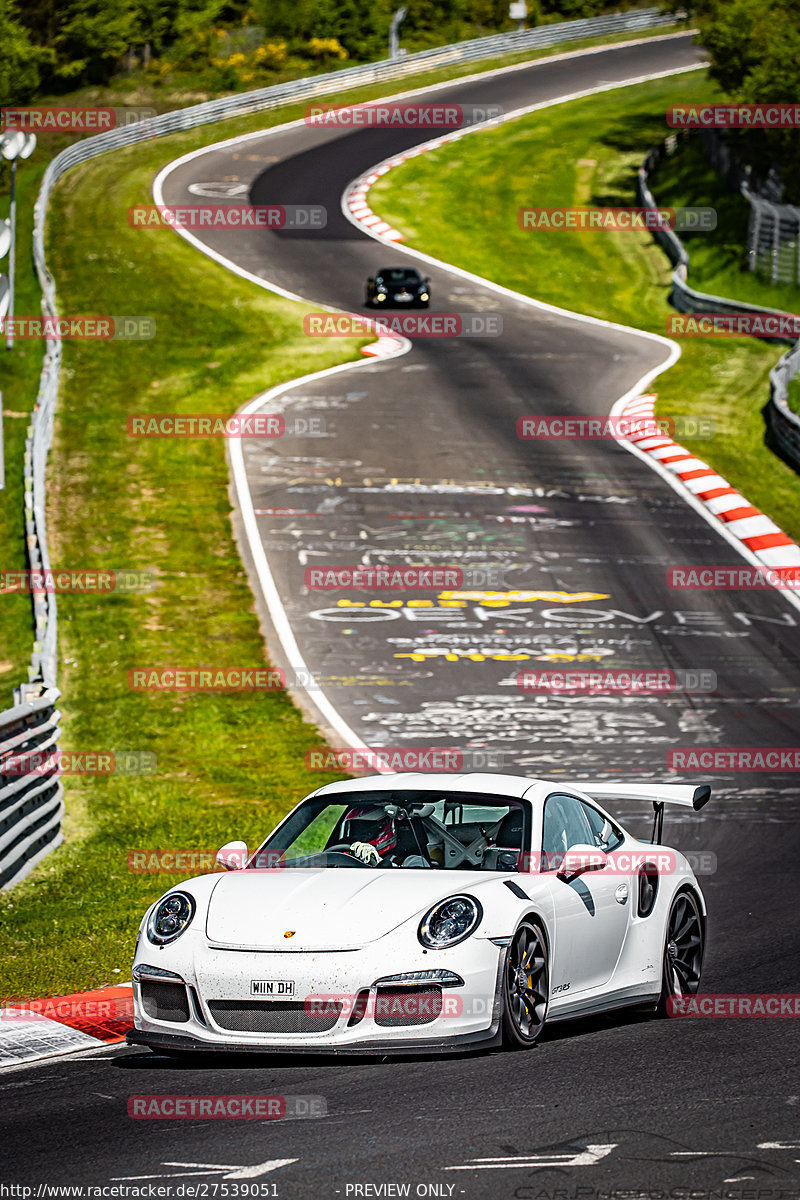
[146,891,195,946]
[376,293,386,301]
[418,895,482,949]
[420,292,429,301]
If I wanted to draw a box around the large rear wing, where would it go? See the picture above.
[572,782,711,844]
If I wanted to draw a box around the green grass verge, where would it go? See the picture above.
[788,377,800,417]
[0,159,49,693]
[647,134,800,314]
[0,112,373,1002]
[369,72,800,543]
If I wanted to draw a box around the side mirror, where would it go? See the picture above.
[216,840,248,871]
[557,844,607,879]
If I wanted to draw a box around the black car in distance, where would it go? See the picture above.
[365,266,431,308]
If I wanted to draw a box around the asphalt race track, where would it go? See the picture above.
[3,33,799,1200]
[156,33,800,791]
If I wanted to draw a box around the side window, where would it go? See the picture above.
[580,802,624,851]
[541,793,594,871]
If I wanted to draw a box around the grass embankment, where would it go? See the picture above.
[0,159,49,692]
[0,108,372,1001]
[369,73,800,542]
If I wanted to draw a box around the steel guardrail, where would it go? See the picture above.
[638,139,800,472]
[0,687,63,888]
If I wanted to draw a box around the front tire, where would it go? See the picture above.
[657,889,704,1017]
[501,921,549,1049]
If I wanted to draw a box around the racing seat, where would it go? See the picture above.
[480,807,524,871]
[495,807,523,849]
[393,819,429,863]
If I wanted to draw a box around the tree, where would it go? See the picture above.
[253,0,390,58]
[690,0,800,199]
[0,0,50,104]
[50,0,138,85]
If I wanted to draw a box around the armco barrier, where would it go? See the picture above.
[768,342,800,472]
[638,138,800,473]
[0,687,63,889]
[1,8,672,889]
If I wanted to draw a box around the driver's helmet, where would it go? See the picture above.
[343,805,397,857]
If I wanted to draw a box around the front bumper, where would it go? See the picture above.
[130,935,504,1054]
[126,1025,500,1056]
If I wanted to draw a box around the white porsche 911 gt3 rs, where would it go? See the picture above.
[127,772,709,1056]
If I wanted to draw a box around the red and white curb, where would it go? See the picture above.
[621,394,800,584]
[346,171,405,241]
[360,330,407,358]
[344,139,463,241]
[0,983,133,1067]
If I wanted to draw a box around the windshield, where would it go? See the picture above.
[251,790,529,871]
[378,269,420,283]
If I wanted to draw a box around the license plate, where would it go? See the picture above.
[396,291,412,302]
[251,979,295,996]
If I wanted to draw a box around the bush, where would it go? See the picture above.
[254,40,288,68]
[304,36,348,61]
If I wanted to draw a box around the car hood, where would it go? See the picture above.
[205,868,480,950]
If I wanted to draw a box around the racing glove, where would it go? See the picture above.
[350,840,381,865]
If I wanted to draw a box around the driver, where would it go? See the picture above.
[342,805,397,865]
